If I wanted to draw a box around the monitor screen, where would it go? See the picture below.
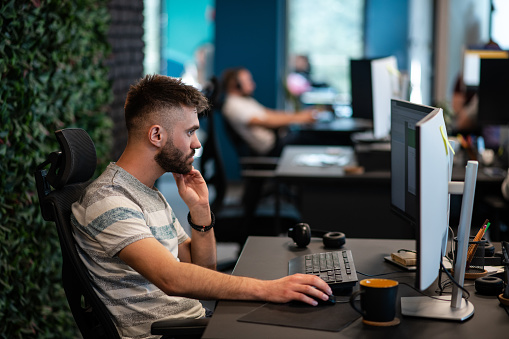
[390,100,434,223]
[350,56,400,139]
[477,58,509,125]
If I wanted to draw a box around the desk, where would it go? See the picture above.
[275,145,410,239]
[275,145,506,240]
[290,118,373,146]
[202,236,508,338]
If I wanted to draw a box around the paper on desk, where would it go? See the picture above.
[442,259,502,274]
[485,266,504,274]
[294,154,349,167]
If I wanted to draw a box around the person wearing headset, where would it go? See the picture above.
[222,67,317,156]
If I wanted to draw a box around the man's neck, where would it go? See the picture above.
[116,147,162,189]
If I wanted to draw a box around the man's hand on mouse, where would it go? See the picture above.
[259,273,332,306]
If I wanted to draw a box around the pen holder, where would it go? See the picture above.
[453,236,488,280]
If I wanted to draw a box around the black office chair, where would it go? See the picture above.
[35,128,208,339]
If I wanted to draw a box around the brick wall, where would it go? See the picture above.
[107,0,145,160]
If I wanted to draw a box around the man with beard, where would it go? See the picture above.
[71,75,332,339]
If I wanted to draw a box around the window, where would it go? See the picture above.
[144,0,215,89]
[143,0,161,75]
[287,0,365,106]
[491,0,509,49]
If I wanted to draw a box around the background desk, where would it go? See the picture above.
[289,118,373,146]
[275,145,411,239]
[275,145,507,240]
[202,236,508,339]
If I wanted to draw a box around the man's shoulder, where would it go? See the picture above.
[78,164,138,208]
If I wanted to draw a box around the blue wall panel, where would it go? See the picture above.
[214,0,286,108]
[214,0,287,179]
[364,0,409,71]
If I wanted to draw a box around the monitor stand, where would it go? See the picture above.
[400,295,474,321]
[401,160,478,321]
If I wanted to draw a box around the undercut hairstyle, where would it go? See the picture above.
[124,74,209,134]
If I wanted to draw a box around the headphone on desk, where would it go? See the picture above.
[288,223,346,249]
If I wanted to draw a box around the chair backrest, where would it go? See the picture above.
[35,128,120,339]
[221,112,256,158]
[200,110,229,214]
[199,77,230,214]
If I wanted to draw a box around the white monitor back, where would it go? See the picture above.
[371,56,400,139]
[416,107,450,290]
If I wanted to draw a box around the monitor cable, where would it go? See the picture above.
[356,270,411,278]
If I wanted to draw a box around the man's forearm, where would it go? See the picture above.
[160,261,332,306]
[190,227,217,270]
[119,237,332,306]
[186,206,217,269]
[259,111,299,128]
[161,261,266,301]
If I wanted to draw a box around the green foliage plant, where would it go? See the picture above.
[0,1,113,337]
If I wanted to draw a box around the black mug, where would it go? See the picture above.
[349,278,399,324]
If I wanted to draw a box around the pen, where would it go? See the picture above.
[457,134,469,149]
[466,219,490,268]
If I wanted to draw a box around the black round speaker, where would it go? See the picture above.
[288,223,345,249]
[475,276,505,296]
[322,231,346,248]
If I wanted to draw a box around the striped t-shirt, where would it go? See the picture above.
[71,163,205,339]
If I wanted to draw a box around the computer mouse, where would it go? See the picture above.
[290,293,336,307]
[316,294,336,305]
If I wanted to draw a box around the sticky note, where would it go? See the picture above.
[440,125,455,156]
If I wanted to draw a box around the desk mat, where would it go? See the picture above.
[237,300,361,332]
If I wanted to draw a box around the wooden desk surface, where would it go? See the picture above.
[202,236,508,339]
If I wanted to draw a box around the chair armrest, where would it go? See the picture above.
[151,318,209,337]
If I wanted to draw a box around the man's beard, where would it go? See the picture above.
[154,140,194,174]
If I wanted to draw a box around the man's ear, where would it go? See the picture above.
[148,125,165,148]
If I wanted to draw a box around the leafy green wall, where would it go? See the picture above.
[0,1,113,337]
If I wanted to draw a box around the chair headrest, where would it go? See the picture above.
[46,128,97,189]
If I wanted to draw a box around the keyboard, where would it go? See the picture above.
[288,250,358,290]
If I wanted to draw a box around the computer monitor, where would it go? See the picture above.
[390,100,433,223]
[477,58,509,125]
[390,99,478,321]
[350,56,400,139]
[462,49,509,88]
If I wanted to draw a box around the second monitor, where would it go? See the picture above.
[390,99,478,321]
[350,55,401,140]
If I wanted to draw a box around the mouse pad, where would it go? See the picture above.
[237,300,361,332]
